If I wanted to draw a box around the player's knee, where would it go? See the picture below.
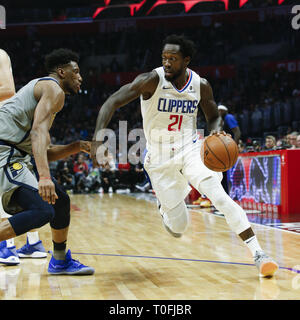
[212,193,229,210]
[58,190,70,210]
[50,191,70,229]
[9,205,55,236]
[37,206,55,227]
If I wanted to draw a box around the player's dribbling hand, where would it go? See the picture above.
[38,178,58,205]
[209,130,232,138]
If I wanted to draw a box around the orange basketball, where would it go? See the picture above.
[200,134,239,172]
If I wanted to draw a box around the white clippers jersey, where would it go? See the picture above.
[140,66,201,153]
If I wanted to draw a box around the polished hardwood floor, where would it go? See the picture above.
[0,192,299,300]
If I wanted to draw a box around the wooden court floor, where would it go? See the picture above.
[0,193,300,300]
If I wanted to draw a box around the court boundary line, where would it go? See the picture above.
[72,251,300,274]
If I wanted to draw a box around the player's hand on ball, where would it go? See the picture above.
[209,130,231,138]
[79,140,91,154]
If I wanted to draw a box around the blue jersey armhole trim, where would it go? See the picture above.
[37,77,59,85]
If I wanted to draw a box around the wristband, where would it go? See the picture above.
[39,176,51,180]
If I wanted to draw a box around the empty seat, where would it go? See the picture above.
[94,6,132,19]
[291,121,300,131]
[147,3,185,16]
[189,1,226,13]
[277,126,289,137]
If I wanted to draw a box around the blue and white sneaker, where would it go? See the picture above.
[48,249,95,275]
[17,239,47,258]
[0,241,20,265]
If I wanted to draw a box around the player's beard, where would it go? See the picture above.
[65,83,78,96]
[164,70,181,82]
[164,67,185,83]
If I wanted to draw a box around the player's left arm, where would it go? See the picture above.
[47,140,91,162]
[225,114,241,143]
[231,126,241,143]
[0,49,16,101]
[199,78,223,134]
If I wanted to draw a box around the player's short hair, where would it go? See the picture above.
[45,48,79,73]
[162,34,196,59]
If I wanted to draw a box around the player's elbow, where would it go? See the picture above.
[0,88,15,101]
[30,128,39,142]
[30,127,49,142]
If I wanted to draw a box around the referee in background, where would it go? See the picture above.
[218,104,241,193]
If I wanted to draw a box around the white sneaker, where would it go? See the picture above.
[157,200,182,238]
[254,251,279,277]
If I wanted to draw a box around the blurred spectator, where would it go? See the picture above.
[296,135,300,149]
[73,153,89,193]
[252,140,262,152]
[218,105,241,143]
[56,157,75,191]
[132,161,148,191]
[99,149,117,193]
[84,168,101,193]
[287,132,299,149]
[263,135,276,151]
[238,140,246,153]
[250,104,263,137]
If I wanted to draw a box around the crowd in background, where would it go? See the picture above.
[1,6,299,194]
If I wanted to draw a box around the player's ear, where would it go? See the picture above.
[56,67,66,79]
[184,56,191,67]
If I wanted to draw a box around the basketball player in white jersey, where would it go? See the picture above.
[92,35,278,277]
[0,49,47,264]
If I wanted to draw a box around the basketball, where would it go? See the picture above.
[200,134,239,172]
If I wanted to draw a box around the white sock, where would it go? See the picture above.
[27,231,39,245]
[244,235,262,257]
[6,239,15,248]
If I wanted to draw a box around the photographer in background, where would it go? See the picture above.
[56,157,75,192]
[99,149,117,193]
[218,104,241,193]
[73,153,89,193]
[252,140,262,152]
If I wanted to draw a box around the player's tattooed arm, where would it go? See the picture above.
[199,78,223,135]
